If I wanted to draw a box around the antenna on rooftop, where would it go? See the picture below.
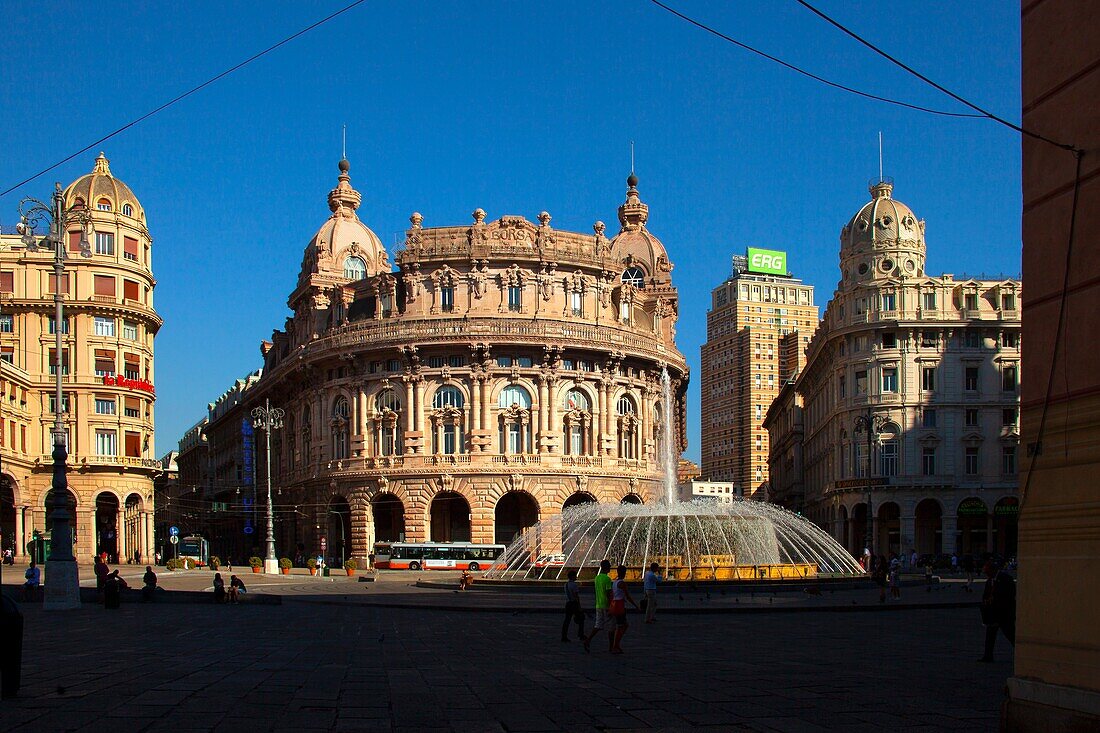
[878,131,883,182]
[342,124,347,160]
[630,140,635,173]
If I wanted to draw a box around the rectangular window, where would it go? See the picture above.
[965,408,979,427]
[0,272,13,293]
[966,331,981,348]
[1002,366,1018,392]
[838,375,846,398]
[922,447,936,476]
[620,300,630,323]
[561,359,575,370]
[1002,408,1017,427]
[123,236,139,262]
[94,316,116,337]
[48,316,69,334]
[0,347,13,364]
[123,279,140,302]
[1002,446,1017,474]
[94,275,115,297]
[922,409,937,428]
[507,286,522,312]
[440,286,455,312]
[881,293,896,311]
[496,356,512,367]
[386,359,400,372]
[517,356,533,368]
[853,336,866,353]
[965,293,979,311]
[1001,332,1019,348]
[124,365,140,380]
[95,430,117,456]
[124,396,140,418]
[94,232,115,255]
[923,292,936,310]
[880,441,898,476]
[428,356,445,368]
[571,290,583,316]
[48,273,69,294]
[965,447,980,476]
[965,367,979,392]
[95,397,116,415]
[922,366,936,392]
[921,331,937,348]
[447,355,466,368]
[0,315,12,333]
[48,394,71,414]
[95,349,115,377]
[1001,294,1015,311]
[48,348,70,376]
[854,443,866,478]
[125,431,141,458]
[855,370,868,395]
[122,321,138,340]
[882,367,898,393]
[882,332,896,349]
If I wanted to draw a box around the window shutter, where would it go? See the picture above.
[0,272,12,293]
[124,237,138,258]
[125,432,141,457]
[69,231,82,252]
[123,279,139,301]
[94,275,115,296]
[125,396,140,412]
[48,273,69,294]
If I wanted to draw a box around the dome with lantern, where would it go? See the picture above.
[839,178,927,282]
[297,158,389,289]
[608,173,675,286]
[63,152,145,222]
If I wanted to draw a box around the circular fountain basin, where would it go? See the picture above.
[481,499,865,583]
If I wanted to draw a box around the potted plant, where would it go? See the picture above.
[279,557,292,575]
[248,556,263,574]
[344,558,357,577]
[307,557,318,576]
[209,555,221,571]
[165,557,182,571]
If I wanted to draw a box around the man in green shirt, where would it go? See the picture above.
[583,560,613,652]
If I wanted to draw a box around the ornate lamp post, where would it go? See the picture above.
[16,183,93,609]
[251,399,283,574]
[854,408,885,563]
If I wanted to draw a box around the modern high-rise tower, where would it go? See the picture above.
[700,249,817,498]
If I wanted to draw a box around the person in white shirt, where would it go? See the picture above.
[642,562,661,623]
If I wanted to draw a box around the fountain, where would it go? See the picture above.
[482,366,864,581]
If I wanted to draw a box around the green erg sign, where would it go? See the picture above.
[747,247,787,275]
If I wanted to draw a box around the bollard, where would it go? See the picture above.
[0,592,23,698]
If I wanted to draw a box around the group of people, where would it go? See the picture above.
[560,561,662,654]
[212,573,247,604]
[869,555,902,602]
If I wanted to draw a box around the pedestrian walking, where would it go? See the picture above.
[951,553,959,572]
[979,561,1016,662]
[561,570,585,642]
[642,562,661,623]
[909,549,918,571]
[889,563,901,600]
[582,560,613,653]
[609,565,639,654]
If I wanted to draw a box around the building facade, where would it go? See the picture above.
[0,153,160,564]
[765,179,1021,560]
[191,162,688,564]
[700,250,817,498]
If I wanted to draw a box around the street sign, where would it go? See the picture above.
[169,526,179,537]
[320,537,327,550]
[168,535,178,545]
[243,525,254,535]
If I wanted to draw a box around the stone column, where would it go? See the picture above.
[404,380,415,434]
[118,510,128,563]
[481,379,492,446]
[900,514,916,556]
[942,515,959,554]
[640,386,650,460]
[471,378,481,431]
[546,379,558,454]
[144,511,154,562]
[350,499,371,560]
[14,505,25,558]
[76,508,94,562]
[537,377,549,453]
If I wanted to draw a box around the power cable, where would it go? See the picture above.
[792,0,1079,153]
[647,0,984,119]
[0,0,369,199]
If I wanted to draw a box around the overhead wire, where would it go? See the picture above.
[646,0,984,119]
[0,0,369,199]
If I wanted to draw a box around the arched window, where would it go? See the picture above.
[431,386,465,454]
[621,266,645,287]
[563,389,591,456]
[285,414,296,468]
[374,390,402,456]
[331,397,350,460]
[121,203,133,217]
[300,406,313,464]
[344,256,367,280]
[617,395,638,459]
[498,385,532,454]
[96,198,112,212]
[433,386,465,409]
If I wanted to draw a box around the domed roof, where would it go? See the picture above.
[298,159,389,288]
[841,179,924,251]
[609,173,674,283]
[63,152,145,220]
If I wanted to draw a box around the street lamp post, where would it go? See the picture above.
[854,408,885,563]
[16,183,92,610]
[251,399,283,574]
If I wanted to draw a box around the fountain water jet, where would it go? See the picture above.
[482,365,864,581]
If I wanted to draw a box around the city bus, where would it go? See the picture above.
[373,542,504,571]
[177,535,210,567]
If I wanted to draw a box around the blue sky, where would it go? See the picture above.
[0,1,1022,461]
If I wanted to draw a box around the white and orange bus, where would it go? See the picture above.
[374,542,504,571]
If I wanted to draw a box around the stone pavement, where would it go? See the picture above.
[0,587,1011,732]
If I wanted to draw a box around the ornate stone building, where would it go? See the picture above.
[194,162,688,563]
[764,179,1021,559]
[0,153,160,563]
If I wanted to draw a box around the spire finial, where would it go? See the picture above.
[630,140,635,175]
[878,131,883,183]
[93,151,111,175]
[328,158,360,216]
